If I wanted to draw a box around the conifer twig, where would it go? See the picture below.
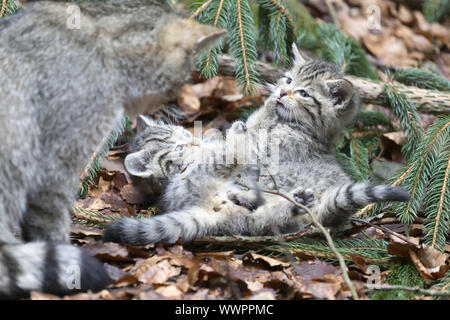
[366,284,450,297]
[432,154,450,248]
[0,0,8,18]
[236,0,251,92]
[266,0,296,37]
[351,218,420,248]
[189,0,212,20]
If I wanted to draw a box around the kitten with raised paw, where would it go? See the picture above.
[104,43,410,245]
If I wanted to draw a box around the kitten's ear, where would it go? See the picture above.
[136,115,153,133]
[124,150,153,178]
[325,79,355,110]
[291,43,310,65]
[193,24,227,53]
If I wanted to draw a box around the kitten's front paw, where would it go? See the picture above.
[292,188,315,215]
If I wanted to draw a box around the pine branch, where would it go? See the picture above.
[0,0,7,17]
[196,0,229,78]
[0,0,19,17]
[396,117,450,224]
[217,55,450,115]
[370,263,424,300]
[368,285,450,297]
[225,0,259,94]
[394,67,450,92]
[423,0,450,22]
[255,0,296,65]
[384,84,424,161]
[189,0,212,19]
[421,116,450,251]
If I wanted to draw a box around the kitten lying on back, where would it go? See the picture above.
[0,0,224,298]
[104,44,410,245]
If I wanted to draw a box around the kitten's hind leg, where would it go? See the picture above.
[21,189,72,242]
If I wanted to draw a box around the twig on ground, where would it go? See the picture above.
[366,284,450,297]
[351,218,420,248]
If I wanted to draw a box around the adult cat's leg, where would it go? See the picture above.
[21,188,72,242]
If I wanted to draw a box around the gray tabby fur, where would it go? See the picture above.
[104,44,410,245]
[0,0,224,298]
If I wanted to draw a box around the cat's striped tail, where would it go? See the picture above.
[317,182,410,227]
[103,207,229,246]
[0,242,111,299]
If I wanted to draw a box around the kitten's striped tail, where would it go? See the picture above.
[317,182,410,227]
[0,242,111,299]
[104,207,224,246]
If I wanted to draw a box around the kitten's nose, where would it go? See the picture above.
[279,89,287,97]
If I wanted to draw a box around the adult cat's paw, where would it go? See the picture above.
[292,187,315,215]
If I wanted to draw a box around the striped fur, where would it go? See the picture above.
[104,44,410,245]
[0,0,226,297]
[0,242,110,299]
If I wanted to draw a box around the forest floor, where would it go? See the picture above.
[31,0,449,300]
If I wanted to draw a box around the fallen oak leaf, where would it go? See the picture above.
[387,235,420,259]
[154,285,184,299]
[82,241,132,262]
[243,252,290,271]
[409,245,449,282]
[293,259,342,281]
[133,258,181,285]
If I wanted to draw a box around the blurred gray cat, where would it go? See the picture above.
[0,0,225,298]
[104,44,411,246]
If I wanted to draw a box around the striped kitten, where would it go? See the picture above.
[104,44,410,245]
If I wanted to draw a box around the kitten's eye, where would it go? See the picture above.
[297,89,310,98]
[175,145,184,151]
[284,77,292,84]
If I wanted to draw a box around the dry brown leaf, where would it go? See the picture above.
[82,241,131,262]
[134,259,181,284]
[409,245,450,282]
[120,183,150,205]
[294,260,342,280]
[155,285,184,299]
[387,235,420,258]
[177,84,201,114]
[243,252,290,270]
